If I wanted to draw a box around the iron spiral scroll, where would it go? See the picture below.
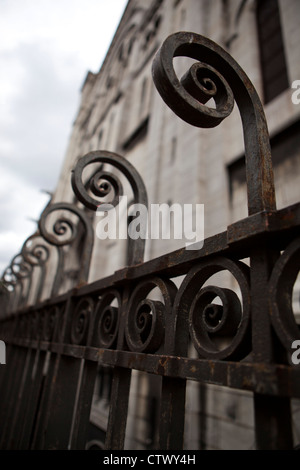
[151,32,276,360]
[173,257,251,360]
[152,31,276,216]
[38,201,94,284]
[39,202,92,248]
[0,266,18,315]
[125,277,177,354]
[1,249,35,314]
[6,253,33,310]
[92,290,122,349]
[70,297,94,345]
[21,233,50,267]
[71,150,148,265]
[269,238,300,357]
[20,232,50,304]
[1,266,17,291]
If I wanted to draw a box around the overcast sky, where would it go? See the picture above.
[0,0,128,274]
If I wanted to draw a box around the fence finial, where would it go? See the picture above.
[152,31,276,215]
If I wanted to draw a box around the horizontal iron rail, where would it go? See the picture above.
[4,203,299,317]
[2,338,300,398]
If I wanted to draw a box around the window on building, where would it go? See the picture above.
[139,77,148,115]
[122,117,149,151]
[170,137,177,164]
[256,0,289,104]
[98,129,103,148]
[228,120,300,220]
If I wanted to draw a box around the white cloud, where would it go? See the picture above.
[0,165,50,272]
[0,0,128,274]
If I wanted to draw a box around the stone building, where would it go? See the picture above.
[18,0,300,450]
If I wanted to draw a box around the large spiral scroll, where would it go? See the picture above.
[71,150,148,265]
[39,202,94,284]
[21,233,50,267]
[152,32,276,215]
[21,232,50,304]
[7,253,33,310]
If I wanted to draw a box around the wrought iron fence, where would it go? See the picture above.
[0,32,299,450]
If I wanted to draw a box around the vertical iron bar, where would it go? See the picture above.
[254,394,293,450]
[0,345,30,448]
[105,285,132,450]
[68,359,99,449]
[30,297,72,449]
[18,350,48,449]
[158,377,186,450]
[251,245,294,449]
[105,363,132,449]
[6,347,34,449]
[157,282,187,450]
[199,383,207,449]
[42,355,84,449]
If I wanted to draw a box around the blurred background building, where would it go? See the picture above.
[5,0,300,450]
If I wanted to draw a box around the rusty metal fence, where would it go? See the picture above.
[0,32,299,450]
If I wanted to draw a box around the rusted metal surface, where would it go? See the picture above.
[38,201,95,289]
[0,32,299,451]
[152,31,276,215]
[71,150,148,265]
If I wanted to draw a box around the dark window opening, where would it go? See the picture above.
[122,116,149,151]
[170,136,177,164]
[228,118,300,203]
[256,0,289,104]
[139,78,148,115]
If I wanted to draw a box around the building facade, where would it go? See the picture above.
[53,0,300,277]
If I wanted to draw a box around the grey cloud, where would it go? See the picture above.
[1,41,84,192]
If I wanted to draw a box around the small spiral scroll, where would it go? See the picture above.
[70,297,93,345]
[174,257,250,360]
[269,238,300,355]
[125,277,177,353]
[152,31,276,215]
[6,254,33,310]
[0,267,17,316]
[39,203,80,247]
[10,253,33,280]
[91,290,121,349]
[21,233,50,267]
[2,266,17,289]
[71,151,146,212]
[90,169,123,208]
[159,59,233,128]
[191,286,241,337]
